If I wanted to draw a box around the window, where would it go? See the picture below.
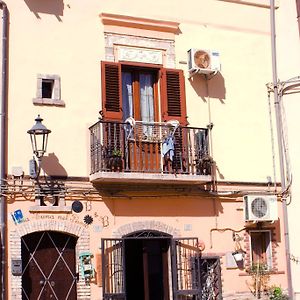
[101,62,187,126]
[33,74,65,106]
[41,79,54,99]
[250,230,272,269]
[122,69,158,123]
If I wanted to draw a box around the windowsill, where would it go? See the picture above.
[29,206,72,213]
[239,270,285,276]
[33,98,65,107]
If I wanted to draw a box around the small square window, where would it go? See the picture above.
[33,74,65,106]
[42,79,54,99]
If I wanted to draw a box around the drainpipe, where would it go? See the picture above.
[270,0,293,298]
[296,0,300,38]
[0,1,8,299]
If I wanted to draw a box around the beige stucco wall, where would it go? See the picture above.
[7,0,276,182]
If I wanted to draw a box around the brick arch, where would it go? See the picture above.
[112,220,181,238]
[10,220,91,300]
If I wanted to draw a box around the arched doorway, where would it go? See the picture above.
[124,230,171,300]
[21,231,78,300]
[102,230,204,300]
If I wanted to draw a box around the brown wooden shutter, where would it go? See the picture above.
[251,232,267,265]
[160,68,188,126]
[101,61,122,121]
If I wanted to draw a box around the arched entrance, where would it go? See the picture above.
[124,230,171,300]
[21,231,78,300]
[102,230,203,300]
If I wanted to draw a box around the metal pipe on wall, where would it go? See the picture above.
[0,1,8,299]
[270,0,293,298]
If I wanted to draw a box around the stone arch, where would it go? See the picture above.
[10,220,91,300]
[112,220,181,238]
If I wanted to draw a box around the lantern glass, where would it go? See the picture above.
[27,115,51,159]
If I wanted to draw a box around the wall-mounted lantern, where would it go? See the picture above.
[232,232,245,262]
[27,115,51,166]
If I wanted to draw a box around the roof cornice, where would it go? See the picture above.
[100,13,180,34]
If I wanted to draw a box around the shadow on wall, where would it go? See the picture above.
[103,196,224,217]
[24,0,64,21]
[41,152,68,179]
[189,72,226,103]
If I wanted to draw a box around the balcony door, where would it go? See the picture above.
[122,69,158,123]
[101,61,187,126]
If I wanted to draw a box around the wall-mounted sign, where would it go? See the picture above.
[11,209,24,224]
[11,259,22,276]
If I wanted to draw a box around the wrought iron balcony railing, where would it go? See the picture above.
[89,120,211,177]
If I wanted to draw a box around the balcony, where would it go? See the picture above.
[89,120,212,186]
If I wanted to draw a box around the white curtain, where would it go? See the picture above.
[122,72,133,121]
[139,73,154,123]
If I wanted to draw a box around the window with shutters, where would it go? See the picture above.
[249,230,272,269]
[122,68,159,123]
[101,61,187,126]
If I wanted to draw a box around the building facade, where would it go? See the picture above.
[2,0,291,299]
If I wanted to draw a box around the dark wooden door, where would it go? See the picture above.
[21,231,78,300]
[124,238,170,300]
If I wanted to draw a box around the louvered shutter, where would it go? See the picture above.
[160,68,188,126]
[101,61,122,121]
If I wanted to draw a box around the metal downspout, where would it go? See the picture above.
[270,0,293,298]
[0,1,8,299]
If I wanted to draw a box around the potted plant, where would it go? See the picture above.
[108,149,123,171]
[269,286,289,300]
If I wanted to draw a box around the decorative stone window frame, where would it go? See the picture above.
[10,220,91,299]
[33,74,65,106]
[101,13,180,69]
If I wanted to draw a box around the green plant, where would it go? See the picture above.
[269,286,289,300]
[246,263,270,299]
[112,149,122,157]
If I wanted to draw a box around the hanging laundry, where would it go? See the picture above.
[162,135,175,161]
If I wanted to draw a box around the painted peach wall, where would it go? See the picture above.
[7,187,288,298]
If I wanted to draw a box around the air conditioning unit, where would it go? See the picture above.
[244,195,278,222]
[187,48,221,75]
